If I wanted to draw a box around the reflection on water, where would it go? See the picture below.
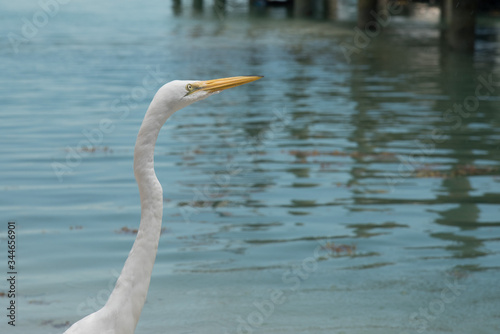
[1,0,500,333]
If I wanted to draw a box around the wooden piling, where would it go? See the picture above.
[214,0,226,17]
[172,0,182,16]
[193,0,203,13]
[445,0,477,51]
[294,0,314,17]
[440,0,446,24]
[323,0,338,20]
[357,0,378,29]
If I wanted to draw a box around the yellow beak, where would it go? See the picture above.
[198,76,263,93]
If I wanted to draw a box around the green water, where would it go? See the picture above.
[1,0,499,333]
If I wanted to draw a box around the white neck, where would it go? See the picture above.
[104,101,172,330]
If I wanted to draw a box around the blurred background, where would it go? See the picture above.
[1,0,500,333]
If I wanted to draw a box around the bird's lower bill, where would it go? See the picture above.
[199,76,263,93]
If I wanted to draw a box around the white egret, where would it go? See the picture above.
[63,76,263,334]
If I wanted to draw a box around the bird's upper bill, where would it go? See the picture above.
[195,76,263,94]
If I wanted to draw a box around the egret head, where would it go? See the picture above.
[152,76,263,117]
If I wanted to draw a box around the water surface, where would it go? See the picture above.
[1,1,500,333]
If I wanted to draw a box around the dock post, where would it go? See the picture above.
[445,0,476,51]
[193,0,203,13]
[357,0,378,29]
[440,0,446,24]
[172,0,182,16]
[323,0,338,20]
[294,0,314,17]
[214,0,226,17]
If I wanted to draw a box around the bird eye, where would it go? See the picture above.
[186,84,193,91]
